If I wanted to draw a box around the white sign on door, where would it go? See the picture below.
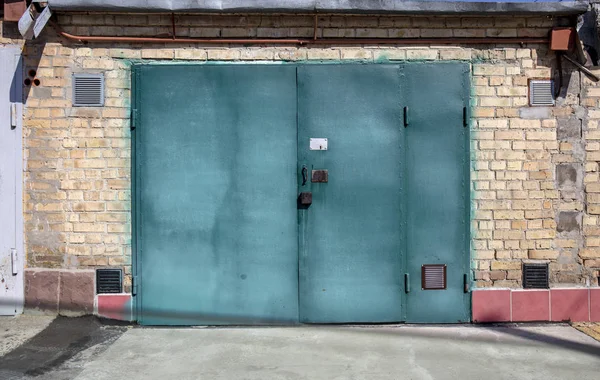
[310,138,328,151]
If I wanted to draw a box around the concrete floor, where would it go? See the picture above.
[0,316,128,380]
[75,325,599,380]
[1,319,600,380]
[0,315,54,356]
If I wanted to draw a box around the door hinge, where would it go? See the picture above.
[131,108,138,131]
[403,106,409,127]
[10,103,17,129]
[463,106,469,127]
[464,274,469,293]
[132,275,138,296]
[11,249,18,275]
[404,273,410,293]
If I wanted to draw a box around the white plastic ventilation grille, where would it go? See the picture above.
[73,74,104,107]
[529,79,554,106]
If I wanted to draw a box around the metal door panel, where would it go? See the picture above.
[297,65,405,323]
[135,65,299,325]
[402,63,471,323]
[0,46,23,316]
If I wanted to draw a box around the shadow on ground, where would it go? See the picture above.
[482,323,600,358]
[0,316,128,379]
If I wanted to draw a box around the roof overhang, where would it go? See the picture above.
[46,0,589,16]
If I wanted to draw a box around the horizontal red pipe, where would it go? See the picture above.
[310,37,549,45]
[55,27,549,46]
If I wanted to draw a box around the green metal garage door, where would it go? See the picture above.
[402,63,471,323]
[133,63,470,325]
[297,65,405,323]
[133,65,299,325]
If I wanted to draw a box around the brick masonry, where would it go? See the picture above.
[1,12,600,319]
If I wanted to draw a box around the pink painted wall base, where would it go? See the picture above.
[24,271,599,324]
[95,294,133,321]
[24,269,94,316]
[472,288,600,323]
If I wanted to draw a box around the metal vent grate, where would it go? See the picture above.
[421,264,447,290]
[96,269,123,294]
[73,74,104,107]
[529,79,554,106]
[523,263,549,289]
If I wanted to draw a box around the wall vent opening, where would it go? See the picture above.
[73,73,104,107]
[523,263,549,289]
[96,269,123,294]
[421,264,447,290]
[529,79,555,106]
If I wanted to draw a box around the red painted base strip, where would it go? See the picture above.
[95,294,132,321]
[473,288,598,323]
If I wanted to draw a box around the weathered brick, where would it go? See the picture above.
[73,202,105,212]
[491,261,521,270]
[340,49,373,60]
[526,229,556,239]
[494,210,525,220]
[480,97,511,107]
[207,49,241,60]
[473,65,505,76]
[495,131,523,140]
[240,49,275,60]
[439,49,472,60]
[306,49,341,60]
[526,131,556,140]
[580,249,600,259]
[528,250,559,259]
[406,49,438,60]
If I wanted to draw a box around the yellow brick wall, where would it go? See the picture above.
[583,73,600,285]
[2,13,599,291]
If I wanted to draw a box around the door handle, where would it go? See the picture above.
[301,166,308,186]
[11,249,18,275]
[10,103,17,130]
